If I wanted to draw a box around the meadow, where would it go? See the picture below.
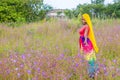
[0,19,120,80]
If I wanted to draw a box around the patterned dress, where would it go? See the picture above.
[79,25,98,78]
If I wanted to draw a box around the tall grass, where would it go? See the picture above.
[0,19,120,80]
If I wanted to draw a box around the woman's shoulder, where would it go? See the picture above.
[84,25,89,29]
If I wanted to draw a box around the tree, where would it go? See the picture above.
[90,0,105,18]
[75,4,93,18]
[21,0,45,22]
[0,0,52,23]
[64,9,74,19]
[0,0,26,22]
[91,0,105,4]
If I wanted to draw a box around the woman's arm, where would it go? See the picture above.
[84,25,89,45]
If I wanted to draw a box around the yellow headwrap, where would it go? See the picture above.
[82,13,99,53]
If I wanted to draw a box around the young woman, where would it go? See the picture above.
[78,13,99,78]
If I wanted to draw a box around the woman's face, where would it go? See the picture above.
[81,17,87,25]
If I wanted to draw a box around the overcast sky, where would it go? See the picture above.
[44,0,114,9]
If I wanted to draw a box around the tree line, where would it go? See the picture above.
[0,0,120,23]
[64,0,120,19]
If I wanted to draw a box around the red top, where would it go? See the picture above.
[79,25,89,36]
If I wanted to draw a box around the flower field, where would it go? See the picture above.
[0,19,120,80]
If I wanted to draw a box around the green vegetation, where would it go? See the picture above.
[0,0,52,23]
[64,0,120,19]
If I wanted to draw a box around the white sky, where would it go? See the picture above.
[44,0,114,9]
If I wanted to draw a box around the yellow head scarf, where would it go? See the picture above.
[82,13,99,53]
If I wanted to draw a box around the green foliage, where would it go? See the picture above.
[64,9,75,19]
[0,0,52,23]
[64,1,120,19]
[0,0,25,22]
[91,0,105,4]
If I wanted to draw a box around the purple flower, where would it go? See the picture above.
[0,61,2,64]
[104,71,109,76]
[34,62,37,65]
[57,53,64,60]
[42,71,46,78]
[6,69,10,74]
[77,53,82,58]
[80,59,84,63]
[103,67,106,71]
[15,68,19,71]
[116,68,120,72]
[112,59,116,63]
[27,70,31,74]
[17,73,21,77]
[37,68,40,72]
[27,54,31,57]
[60,53,64,58]
[100,64,105,67]
[75,63,79,67]
[112,73,116,77]
[13,60,17,63]
[52,63,56,67]
[20,64,24,68]
[21,54,26,60]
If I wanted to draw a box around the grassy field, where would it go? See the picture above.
[0,19,120,80]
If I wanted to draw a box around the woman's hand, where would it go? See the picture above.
[84,40,88,46]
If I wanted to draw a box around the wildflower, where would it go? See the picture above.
[42,71,47,78]
[0,61,2,64]
[27,70,31,74]
[112,59,116,63]
[17,73,21,78]
[37,68,40,72]
[6,69,10,74]
[104,72,109,76]
[75,63,79,67]
[20,64,24,68]
[21,54,26,60]
[13,60,17,63]
[112,73,116,78]
[15,68,19,71]
[57,53,64,60]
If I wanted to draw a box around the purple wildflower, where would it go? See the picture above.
[112,73,116,78]
[27,70,31,74]
[17,73,21,78]
[57,53,64,60]
[13,59,17,63]
[37,68,40,73]
[112,59,116,63]
[20,64,24,68]
[75,63,79,67]
[6,69,10,74]
[42,71,46,78]
[21,54,26,60]
[15,68,19,71]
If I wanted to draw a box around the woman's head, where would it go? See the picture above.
[82,13,91,26]
[81,17,87,25]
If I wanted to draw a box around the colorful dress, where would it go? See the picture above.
[79,25,98,78]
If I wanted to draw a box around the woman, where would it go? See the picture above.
[78,13,99,78]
